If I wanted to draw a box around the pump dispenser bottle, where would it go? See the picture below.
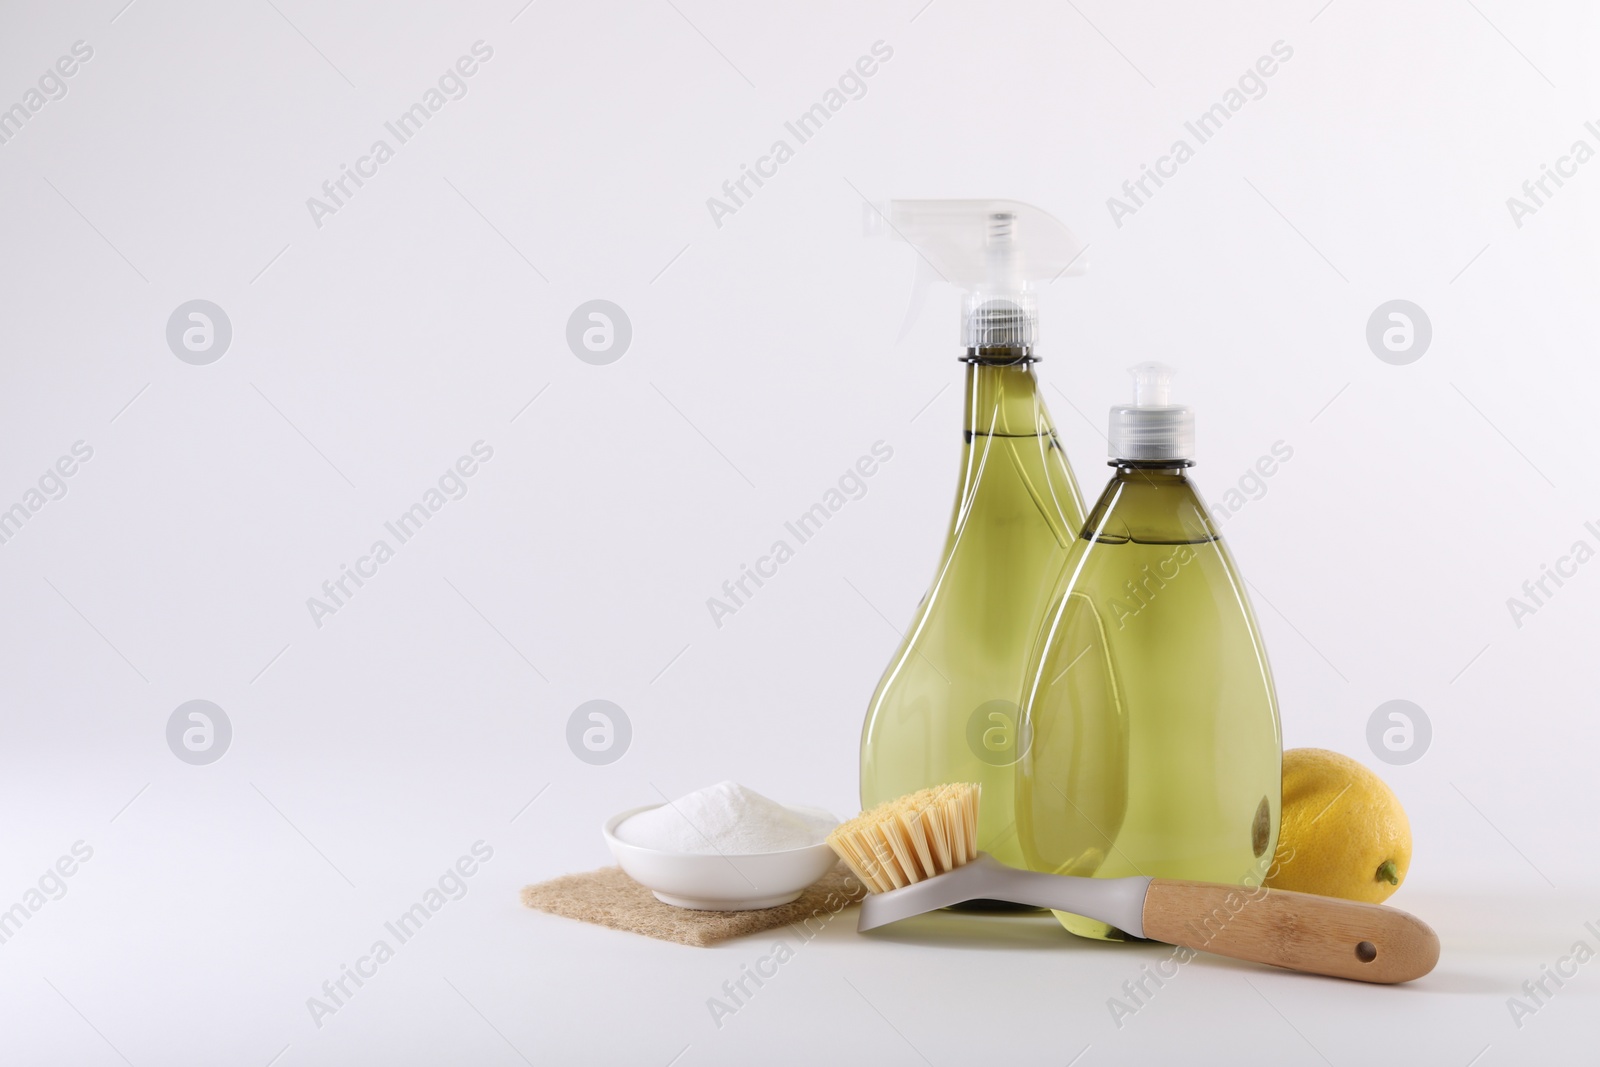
[1017,363,1282,939]
[858,200,1088,875]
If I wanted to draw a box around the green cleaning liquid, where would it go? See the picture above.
[1018,365,1282,939]
[860,357,1086,869]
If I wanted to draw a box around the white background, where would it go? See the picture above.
[2,0,1597,1063]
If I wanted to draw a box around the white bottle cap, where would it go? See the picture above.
[1108,363,1195,463]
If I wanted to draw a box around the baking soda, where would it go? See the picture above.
[617,782,836,855]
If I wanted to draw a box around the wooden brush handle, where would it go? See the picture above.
[1141,879,1439,984]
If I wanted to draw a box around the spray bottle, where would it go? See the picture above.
[1017,363,1283,939]
[858,200,1090,880]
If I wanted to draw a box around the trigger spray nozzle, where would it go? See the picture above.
[870,199,1086,357]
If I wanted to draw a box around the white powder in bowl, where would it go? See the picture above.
[616,781,837,855]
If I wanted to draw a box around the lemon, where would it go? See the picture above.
[1264,748,1412,904]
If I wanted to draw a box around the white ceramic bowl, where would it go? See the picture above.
[603,804,839,910]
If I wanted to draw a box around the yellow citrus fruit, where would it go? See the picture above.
[1264,748,1412,904]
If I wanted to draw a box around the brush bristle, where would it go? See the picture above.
[826,783,980,893]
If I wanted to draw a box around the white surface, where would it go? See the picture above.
[2,0,1599,1063]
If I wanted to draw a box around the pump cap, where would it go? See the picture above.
[1108,362,1195,462]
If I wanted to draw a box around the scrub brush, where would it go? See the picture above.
[826,783,1438,984]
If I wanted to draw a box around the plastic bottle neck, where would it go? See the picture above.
[961,357,1046,438]
[1085,464,1218,545]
